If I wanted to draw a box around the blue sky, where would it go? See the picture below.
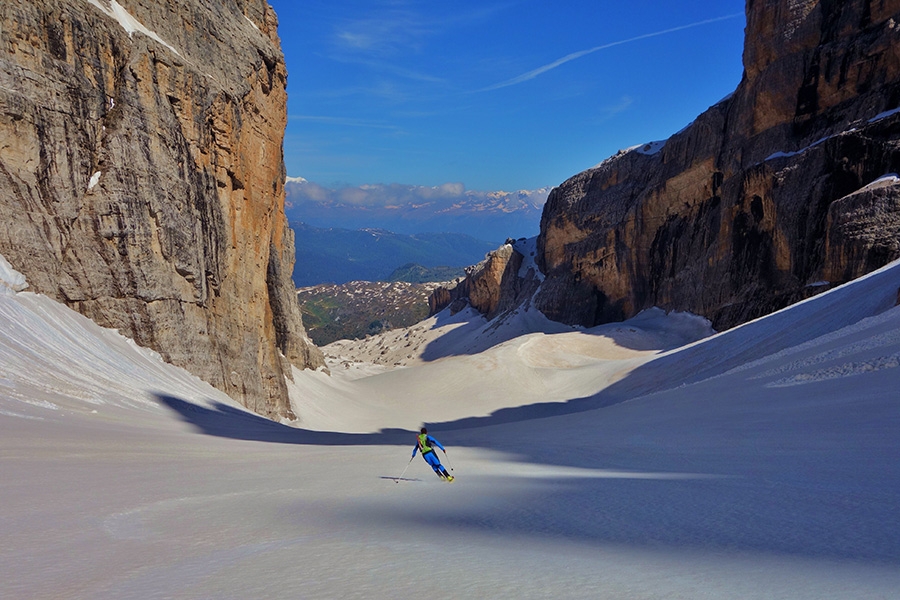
[268,0,746,191]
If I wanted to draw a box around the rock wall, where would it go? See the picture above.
[429,241,541,320]
[533,0,900,330]
[0,0,323,419]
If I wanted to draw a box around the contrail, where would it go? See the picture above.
[479,13,743,92]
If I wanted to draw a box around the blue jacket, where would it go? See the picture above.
[412,434,445,458]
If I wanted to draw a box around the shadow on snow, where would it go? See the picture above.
[156,262,900,564]
[154,394,412,446]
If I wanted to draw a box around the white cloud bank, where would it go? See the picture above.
[284,179,553,239]
[286,179,550,211]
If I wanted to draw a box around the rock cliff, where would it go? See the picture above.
[530,0,900,330]
[429,239,542,320]
[0,0,323,419]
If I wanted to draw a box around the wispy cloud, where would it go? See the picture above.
[289,115,403,131]
[479,13,743,92]
[324,10,444,93]
[598,96,634,120]
[328,2,515,86]
[333,8,431,57]
[329,54,447,84]
[332,1,513,55]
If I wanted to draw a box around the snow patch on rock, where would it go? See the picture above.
[86,0,181,57]
[634,140,666,155]
[243,15,260,31]
[87,171,102,191]
[859,173,899,192]
[0,254,28,296]
[868,106,900,123]
[512,236,544,281]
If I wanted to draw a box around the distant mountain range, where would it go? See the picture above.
[290,222,497,286]
[285,178,551,243]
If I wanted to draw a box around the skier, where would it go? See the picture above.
[412,427,454,482]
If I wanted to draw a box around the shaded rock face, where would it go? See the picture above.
[534,0,900,330]
[823,176,900,282]
[0,0,323,419]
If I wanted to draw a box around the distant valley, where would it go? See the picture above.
[286,180,546,342]
[291,222,491,344]
[290,222,497,286]
[297,280,446,346]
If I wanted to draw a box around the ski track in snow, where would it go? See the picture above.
[747,310,900,382]
[766,350,900,387]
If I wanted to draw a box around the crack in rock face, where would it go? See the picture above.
[0,0,323,420]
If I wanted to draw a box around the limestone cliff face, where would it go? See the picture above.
[0,0,323,419]
[533,0,900,330]
[429,241,541,320]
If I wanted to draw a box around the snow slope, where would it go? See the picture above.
[302,305,715,432]
[1,254,899,599]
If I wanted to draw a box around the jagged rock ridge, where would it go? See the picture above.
[533,0,900,329]
[432,0,900,331]
[0,0,323,419]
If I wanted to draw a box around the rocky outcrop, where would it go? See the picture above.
[429,240,541,319]
[823,175,900,282]
[532,0,900,330]
[427,285,457,316]
[0,0,323,419]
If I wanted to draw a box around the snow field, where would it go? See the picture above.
[303,304,715,433]
[1,254,900,598]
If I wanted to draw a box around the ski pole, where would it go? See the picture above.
[443,450,454,472]
[395,456,414,483]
